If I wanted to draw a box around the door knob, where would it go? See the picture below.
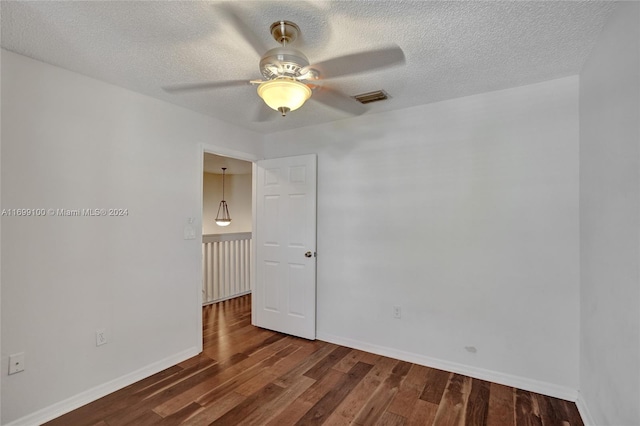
[305,251,313,258]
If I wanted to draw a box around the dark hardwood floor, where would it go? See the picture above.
[46,295,583,425]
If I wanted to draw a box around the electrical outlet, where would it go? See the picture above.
[8,352,25,375]
[96,329,107,346]
[393,305,401,319]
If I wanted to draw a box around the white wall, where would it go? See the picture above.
[202,173,252,235]
[264,77,580,394]
[0,50,262,424]
[579,2,640,425]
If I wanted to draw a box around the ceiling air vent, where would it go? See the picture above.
[353,90,388,104]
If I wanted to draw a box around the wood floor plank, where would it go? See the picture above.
[233,353,304,396]
[235,375,316,425]
[376,411,408,426]
[432,373,473,426]
[180,392,246,426]
[546,395,570,424]
[324,355,399,424]
[487,382,515,426]
[387,364,432,418]
[193,344,299,408]
[139,356,220,400]
[295,361,373,425]
[210,383,286,425]
[361,351,383,365]
[387,385,422,419]
[562,398,585,426]
[403,364,433,392]
[353,360,412,425]
[152,346,275,416]
[44,361,209,426]
[106,406,164,426]
[154,402,203,425]
[265,367,345,425]
[300,368,346,404]
[234,342,318,397]
[101,363,226,425]
[408,399,439,426]
[177,353,216,370]
[420,367,452,404]
[465,378,490,426]
[535,393,569,426]
[204,327,280,360]
[303,345,353,380]
[515,388,544,426]
[274,343,337,388]
[46,295,586,426]
[264,398,314,426]
[333,348,367,373]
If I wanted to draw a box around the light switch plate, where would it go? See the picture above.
[9,352,25,375]
[183,225,196,240]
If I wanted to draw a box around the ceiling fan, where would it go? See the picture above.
[164,8,405,119]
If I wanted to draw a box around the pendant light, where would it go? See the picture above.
[215,167,231,227]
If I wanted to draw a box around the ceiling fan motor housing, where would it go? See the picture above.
[259,47,310,80]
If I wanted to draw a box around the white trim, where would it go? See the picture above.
[251,162,258,327]
[4,347,200,426]
[316,331,578,402]
[575,392,597,426]
[201,143,261,163]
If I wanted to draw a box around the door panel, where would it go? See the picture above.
[255,154,317,339]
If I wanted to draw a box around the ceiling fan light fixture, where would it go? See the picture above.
[257,79,312,116]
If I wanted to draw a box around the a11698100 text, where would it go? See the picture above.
[1,208,129,217]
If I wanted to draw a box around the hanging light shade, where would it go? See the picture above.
[257,78,312,116]
[215,167,231,227]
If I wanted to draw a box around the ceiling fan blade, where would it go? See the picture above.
[217,4,269,57]
[311,87,367,116]
[305,45,405,80]
[162,80,249,93]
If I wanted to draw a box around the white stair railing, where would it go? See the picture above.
[202,232,252,304]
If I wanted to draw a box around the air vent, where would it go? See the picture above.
[353,90,388,104]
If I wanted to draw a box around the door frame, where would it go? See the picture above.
[197,143,260,352]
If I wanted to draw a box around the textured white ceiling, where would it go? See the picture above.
[1,1,615,134]
[204,153,252,175]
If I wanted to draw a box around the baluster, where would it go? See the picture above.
[206,242,212,303]
[239,239,245,294]
[215,241,220,301]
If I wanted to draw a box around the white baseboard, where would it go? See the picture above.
[575,392,597,426]
[5,347,200,426]
[316,331,578,402]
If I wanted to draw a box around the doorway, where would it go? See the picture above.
[202,153,254,305]
[198,147,318,344]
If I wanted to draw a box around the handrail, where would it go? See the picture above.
[202,232,252,243]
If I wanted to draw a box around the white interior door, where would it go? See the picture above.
[254,154,317,340]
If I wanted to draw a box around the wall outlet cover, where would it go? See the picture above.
[9,352,25,375]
